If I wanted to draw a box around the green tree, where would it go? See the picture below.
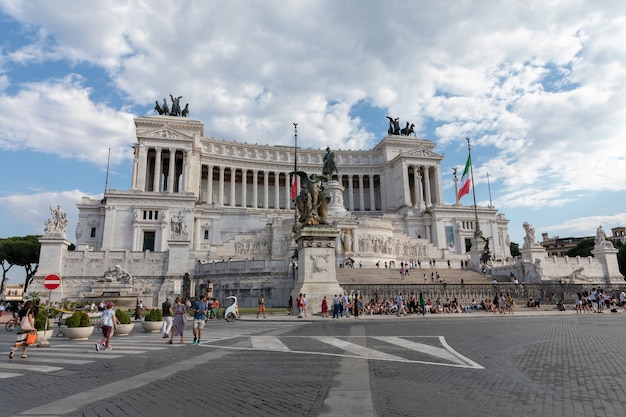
[510,241,520,258]
[0,235,41,294]
[617,244,626,279]
[565,237,597,257]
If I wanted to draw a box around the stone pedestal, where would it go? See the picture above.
[291,226,344,316]
[31,235,72,303]
[592,245,622,284]
[325,180,349,219]
[520,245,547,263]
[166,240,190,275]
[467,235,484,271]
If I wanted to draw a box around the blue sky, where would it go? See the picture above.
[2,1,626,283]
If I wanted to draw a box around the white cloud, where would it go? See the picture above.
[0,0,626,242]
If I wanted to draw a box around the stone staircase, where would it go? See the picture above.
[336,266,492,286]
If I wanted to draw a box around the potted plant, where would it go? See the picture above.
[141,308,163,333]
[34,308,53,343]
[60,310,95,340]
[114,309,134,336]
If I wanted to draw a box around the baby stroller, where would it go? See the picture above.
[224,296,240,322]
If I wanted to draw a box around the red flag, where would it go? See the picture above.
[291,174,297,199]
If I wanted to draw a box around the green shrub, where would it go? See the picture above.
[144,308,162,322]
[34,308,51,331]
[65,311,90,328]
[115,309,131,324]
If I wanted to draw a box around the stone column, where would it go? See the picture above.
[358,174,365,211]
[402,164,411,206]
[263,171,269,209]
[218,166,225,206]
[167,148,176,192]
[241,168,247,208]
[348,174,355,211]
[369,174,376,211]
[252,170,259,208]
[230,168,237,207]
[153,147,162,192]
[274,171,280,209]
[206,164,213,204]
[424,166,432,207]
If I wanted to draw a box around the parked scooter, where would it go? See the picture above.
[224,296,239,322]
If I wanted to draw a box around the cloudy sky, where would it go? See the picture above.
[1,0,626,281]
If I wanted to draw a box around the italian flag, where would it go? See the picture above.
[457,155,471,200]
[291,174,297,199]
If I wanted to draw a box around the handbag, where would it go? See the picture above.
[20,312,34,331]
[26,332,38,345]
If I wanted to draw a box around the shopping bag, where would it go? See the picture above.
[26,332,38,345]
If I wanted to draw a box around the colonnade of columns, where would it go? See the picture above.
[407,164,442,209]
[199,165,386,212]
[132,146,186,193]
[130,145,442,214]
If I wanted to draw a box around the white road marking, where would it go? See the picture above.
[251,335,291,351]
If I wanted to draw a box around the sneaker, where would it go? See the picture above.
[195,340,200,345]
[105,347,112,351]
[95,343,100,352]
[193,337,197,344]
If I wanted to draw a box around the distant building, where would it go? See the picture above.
[541,233,593,257]
[611,226,626,245]
[2,284,24,302]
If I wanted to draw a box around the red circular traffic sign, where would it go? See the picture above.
[43,274,62,290]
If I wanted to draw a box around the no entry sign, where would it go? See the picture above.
[43,274,62,290]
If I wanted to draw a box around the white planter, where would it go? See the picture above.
[60,326,95,340]
[114,323,134,336]
[36,329,54,344]
[141,321,163,333]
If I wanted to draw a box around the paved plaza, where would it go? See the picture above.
[2,309,626,416]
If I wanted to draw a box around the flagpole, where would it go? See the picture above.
[466,137,481,238]
[487,171,493,208]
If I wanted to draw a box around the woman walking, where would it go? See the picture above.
[169,297,187,344]
[96,302,120,352]
[9,301,36,359]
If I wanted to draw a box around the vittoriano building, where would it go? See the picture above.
[34,114,511,307]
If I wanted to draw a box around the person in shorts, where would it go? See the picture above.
[257,293,266,319]
[191,295,208,345]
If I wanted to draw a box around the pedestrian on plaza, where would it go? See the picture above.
[211,298,219,319]
[296,293,304,318]
[96,301,121,352]
[396,292,404,317]
[9,301,36,359]
[191,295,208,345]
[169,297,187,344]
[302,294,308,317]
[161,297,173,338]
[287,295,293,315]
[342,292,350,318]
[133,300,144,320]
[185,297,192,320]
[257,293,266,319]
[321,296,329,317]
[419,292,426,316]
[332,294,340,318]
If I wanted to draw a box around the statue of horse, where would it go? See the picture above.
[181,103,189,117]
[401,123,415,136]
[162,98,169,116]
[154,100,164,115]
